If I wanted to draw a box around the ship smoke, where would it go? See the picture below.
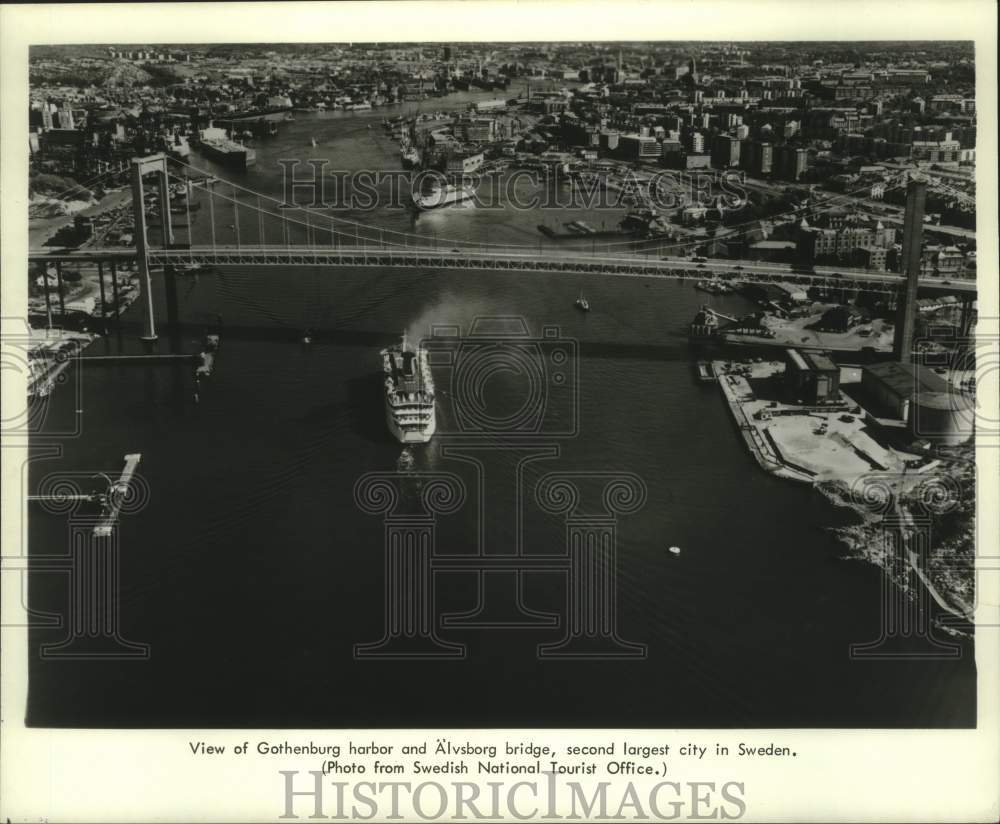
[405,291,522,346]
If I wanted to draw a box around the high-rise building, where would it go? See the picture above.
[743,140,773,176]
[59,103,75,130]
[41,104,53,130]
[775,145,808,180]
[711,134,741,168]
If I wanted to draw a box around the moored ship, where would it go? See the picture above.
[382,334,436,443]
[694,278,735,295]
[199,137,256,170]
[165,134,191,159]
[196,126,256,170]
[412,182,476,210]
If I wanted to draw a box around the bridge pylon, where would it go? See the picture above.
[130,154,173,344]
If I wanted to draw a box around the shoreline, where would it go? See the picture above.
[713,357,976,625]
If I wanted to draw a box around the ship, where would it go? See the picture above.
[412,182,476,210]
[165,134,190,159]
[695,360,716,382]
[382,334,436,444]
[694,278,735,295]
[401,146,421,168]
[197,132,256,170]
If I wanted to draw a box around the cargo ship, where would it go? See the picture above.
[196,127,256,170]
[412,182,476,210]
[382,334,436,443]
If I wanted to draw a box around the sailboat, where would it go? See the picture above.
[575,290,590,312]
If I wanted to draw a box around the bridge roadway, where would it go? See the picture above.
[27,245,977,296]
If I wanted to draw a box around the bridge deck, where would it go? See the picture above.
[27,245,976,295]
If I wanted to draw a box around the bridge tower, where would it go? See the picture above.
[130,154,174,344]
[892,177,927,362]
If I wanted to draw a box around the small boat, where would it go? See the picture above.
[668,546,682,556]
[575,291,590,312]
[302,328,313,345]
[310,137,317,147]
[397,448,415,472]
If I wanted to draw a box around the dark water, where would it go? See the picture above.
[25,102,976,728]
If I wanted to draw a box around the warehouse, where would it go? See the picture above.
[784,348,841,404]
[861,361,971,445]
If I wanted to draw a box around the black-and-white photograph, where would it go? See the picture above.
[2,2,998,821]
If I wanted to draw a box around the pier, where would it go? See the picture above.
[28,453,143,538]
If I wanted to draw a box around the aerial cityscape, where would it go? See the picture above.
[22,40,979,729]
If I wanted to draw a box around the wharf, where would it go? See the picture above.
[715,361,814,483]
[94,453,141,537]
[82,353,200,364]
[713,359,919,485]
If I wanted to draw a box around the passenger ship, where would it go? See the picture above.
[412,182,476,210]
[381,334,436,443]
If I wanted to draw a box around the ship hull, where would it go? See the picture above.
[198,141,256,170]
[412,184,476,211]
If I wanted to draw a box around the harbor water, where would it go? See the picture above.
[26,101,975,728]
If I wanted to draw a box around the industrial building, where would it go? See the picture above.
[861,361,972,445]
[784,349,841,404]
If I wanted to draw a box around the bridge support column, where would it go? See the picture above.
[892,179,926,362]
[131,154,171,344]
[54,262,65,317]
[97,261,107,319]
[157,163,174,247]
[959,297,975,338]
[110,260,120,321]
[39,260,53,328]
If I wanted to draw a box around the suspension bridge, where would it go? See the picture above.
[27,154,978,344]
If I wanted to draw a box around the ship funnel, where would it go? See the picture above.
[401,350,416,377]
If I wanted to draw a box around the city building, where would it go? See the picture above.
[711,134,741,168]
[774,145,808,180]
[743,140,773,176]
[618,133,661,160]
[445,151,485,174]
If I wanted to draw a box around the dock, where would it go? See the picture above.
[82,353,200,365]
[94,453,142,537]
[714,362,816,484]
